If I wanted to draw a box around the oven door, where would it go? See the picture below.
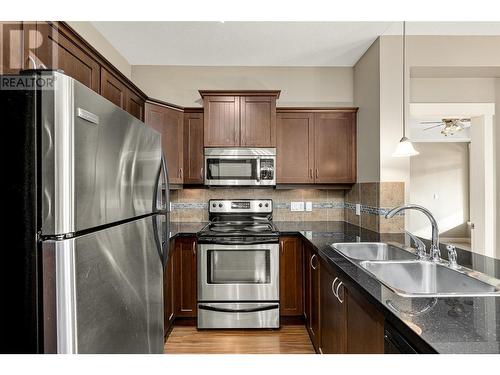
[198,243,279,301]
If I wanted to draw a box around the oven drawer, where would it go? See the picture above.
[198,243,279,301]
[197,302,279,329]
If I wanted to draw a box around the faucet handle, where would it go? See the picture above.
[405,230,427,259]
[446,244,459,269]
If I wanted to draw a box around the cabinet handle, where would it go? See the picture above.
[192,241,196,256]
[315,169,319,179]
[280,240,284,254]
[180,168,183,179]
[310,254,317,270]
[309,168,313,179]
[26,55,37,69]
[336,282,344,303]
[200,167,204,180]
[331,277,339,297]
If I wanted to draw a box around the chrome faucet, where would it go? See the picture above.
[386,204,441,262]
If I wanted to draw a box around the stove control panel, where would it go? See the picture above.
[209,199,272,213]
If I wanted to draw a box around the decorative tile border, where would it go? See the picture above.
[344,203,404,217]
[171,202,208,210]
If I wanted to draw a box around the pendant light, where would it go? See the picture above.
[392,21,419,157]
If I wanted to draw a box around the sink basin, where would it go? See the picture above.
[332,242,418,261]
[360,260,500,297]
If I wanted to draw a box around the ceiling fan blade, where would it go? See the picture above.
[423,124,443,131]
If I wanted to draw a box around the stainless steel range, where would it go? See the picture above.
[197,199,279,329]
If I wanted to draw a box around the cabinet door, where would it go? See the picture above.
[33,22,100,92]
[320,262,347,354]
[313,112,356,183]
[100,67,126,108]
[277,112,314,183]
[173,238,197,318]
[183,112,204,184]
[279,237,303,316]
[145,102,184,184]
[346,286,384,353]
[164,239,175,336]
[0,22,24,74]
[203,96,240,147]
[125,89,145,121]
[305,246,321,351]
[240,96,276,147]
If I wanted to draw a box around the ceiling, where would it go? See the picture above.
[91,22,500,67]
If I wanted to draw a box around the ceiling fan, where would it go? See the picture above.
[420,118,471,136]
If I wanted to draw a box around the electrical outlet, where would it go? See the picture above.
[355,203,361,216]
[291,202,304,211]
[305,202,312,211]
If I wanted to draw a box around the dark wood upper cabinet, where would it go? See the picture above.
[0,22,24,74]
[145,101,184,185]
[203,95,240,147]
[126,89,145,121]
[277,112,314,183]
[100,67,126,108]
[276,109,357,185]
[240,96,276,147]
[173,237,197,318]
[4,22,146,120]
[200,90,280,148]
[183,110,204,184]
[25,22,101,92]
[279,236,304,317]
[314,112,356,183]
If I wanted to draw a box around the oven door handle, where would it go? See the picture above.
[198,304,279,313]
[200,239,278,245]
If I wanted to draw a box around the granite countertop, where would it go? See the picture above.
[169,219,500,354]
[275,221,500,354]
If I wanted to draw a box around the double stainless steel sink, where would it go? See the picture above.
[331,242,500,297]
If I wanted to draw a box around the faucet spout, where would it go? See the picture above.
[385,204,441,261]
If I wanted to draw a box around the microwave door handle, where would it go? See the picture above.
[198,304,279,313]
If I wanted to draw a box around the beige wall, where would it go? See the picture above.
[131,65,353,107]
[410,78,496,103]
[353,39,380,183]
[409,142,470,239]
[67,21,132,79]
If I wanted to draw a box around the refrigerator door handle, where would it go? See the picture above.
[155,153,169,212]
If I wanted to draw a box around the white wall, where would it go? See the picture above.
[409,142,470,239]
[67,21,132,79]
[410,78,496,103]
[353,39,381,183]
[131,65,353,107]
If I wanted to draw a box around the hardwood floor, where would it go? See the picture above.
[164,325,315,354]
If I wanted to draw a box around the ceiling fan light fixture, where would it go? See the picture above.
[392,137,420,157]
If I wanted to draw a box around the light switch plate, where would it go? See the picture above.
[305,202,312,211]
[355,203,361,216]
[291,202,305,211]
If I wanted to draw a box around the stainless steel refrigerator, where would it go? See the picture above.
[2,70,169,353]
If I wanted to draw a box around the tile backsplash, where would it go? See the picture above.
[169,188,345,222]
[344,182,405,233]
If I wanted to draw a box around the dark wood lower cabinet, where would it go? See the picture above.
[304,245,321,352]
[164,240,175,336]
[279,236,304,317]
[173,237,197,318]
[346,285,384,353]
[320,260,347,353]
[319,257,384,354]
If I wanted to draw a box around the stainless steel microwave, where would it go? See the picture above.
[204,148,276,186]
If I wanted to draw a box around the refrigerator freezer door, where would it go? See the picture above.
[41,72,162,236]
[42,215,165,353]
